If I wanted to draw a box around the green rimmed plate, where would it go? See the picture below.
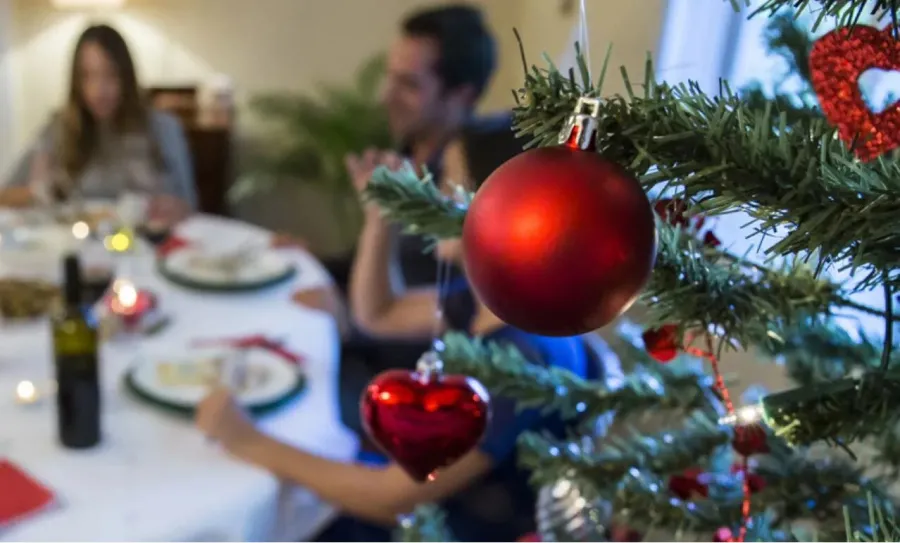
[157,248,297,292]
[123,346,306,417]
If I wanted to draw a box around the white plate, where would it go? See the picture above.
[160,247,293,287]
[128,346,301,408]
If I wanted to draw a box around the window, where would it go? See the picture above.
[656,0,891,337]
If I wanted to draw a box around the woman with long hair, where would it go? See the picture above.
[1,24,195,225]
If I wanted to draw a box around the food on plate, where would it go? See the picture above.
[155,357,270,391]
[156,358,225,387]
[0,279,59,319]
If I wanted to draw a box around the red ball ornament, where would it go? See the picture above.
[810,25,900,161]
[642,324,681,363]
[462,98,657,337]
[360,352,490,482]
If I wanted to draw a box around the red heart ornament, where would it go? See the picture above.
[810,25,900,161]
[360,369,490,482]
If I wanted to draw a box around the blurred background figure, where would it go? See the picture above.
[1,24,195,229]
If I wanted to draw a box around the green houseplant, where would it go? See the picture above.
[230,54,392,262]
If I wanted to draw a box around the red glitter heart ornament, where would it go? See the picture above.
[360,368,490,482]
[810,25,900,161]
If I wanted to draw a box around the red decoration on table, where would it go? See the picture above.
[461,97,656,337]
[105,289,156,324]
[192,335,305,365]
[809,25,900,161]
[360,351,490,482]
[157,235,191,257]
[0,460,55,528]
[668,466,709,499]
[642,324,681,363]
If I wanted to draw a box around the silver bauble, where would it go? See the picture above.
[537,478,611,542]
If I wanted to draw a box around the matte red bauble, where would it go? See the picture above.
[462,146,656,336]
[360,368,490,482]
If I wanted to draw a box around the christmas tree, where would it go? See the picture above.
[362,0,900,540]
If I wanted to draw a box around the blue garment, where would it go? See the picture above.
[442,325,588,541]
[319,324,591,542]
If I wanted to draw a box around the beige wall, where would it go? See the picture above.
[4,0,666,164]
[2,0,666,253]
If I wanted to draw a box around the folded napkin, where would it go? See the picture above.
[192,335,305,365]
[0,460,56,529]
[157,235,191,257]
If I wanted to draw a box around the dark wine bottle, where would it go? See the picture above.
[53,254,101,449]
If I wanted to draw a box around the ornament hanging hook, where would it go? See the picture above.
[416,347,445,383]
[558,96,601,150]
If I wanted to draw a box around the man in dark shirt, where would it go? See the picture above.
[340,4,498,433]
[348,4,496,286]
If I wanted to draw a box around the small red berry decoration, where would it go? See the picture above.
[642,324,681,362]
[653,197,722,248]
[713,526,734,542]
[703,230,722,248]
[654,198,690,227]
[668,467,709,500]
[732,424,770,457]
[731,463,767,494]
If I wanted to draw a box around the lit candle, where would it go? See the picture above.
[15,380,40,406]
[71,221,90,240]
[107,280,155,327]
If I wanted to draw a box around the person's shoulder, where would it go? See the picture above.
[149,109,186,134]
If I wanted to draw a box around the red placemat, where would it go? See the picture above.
[0,460,56,529]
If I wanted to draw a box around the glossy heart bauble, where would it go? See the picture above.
[810,25,900,161]
[360,369,490,482]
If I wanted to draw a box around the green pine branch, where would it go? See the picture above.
[395,505,456,542]
[366,167,885,349]
[745,0,899,34]
[365,166,467,238]
[761,372,900,447]
[611,448,892,540]
[511,54,900,291]
[761,318,893,385]
[440,331,719,421]
[517,414,730,490]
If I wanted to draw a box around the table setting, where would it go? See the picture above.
[0,198,358,541]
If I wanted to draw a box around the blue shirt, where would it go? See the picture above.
[440,325,589,541]
[353,325,591,542]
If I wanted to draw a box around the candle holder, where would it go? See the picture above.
[97,280,168,340]
[13,380,51,407]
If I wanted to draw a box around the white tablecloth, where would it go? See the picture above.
[0,215,359,541]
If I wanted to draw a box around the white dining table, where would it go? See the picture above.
[0,214,360,542]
